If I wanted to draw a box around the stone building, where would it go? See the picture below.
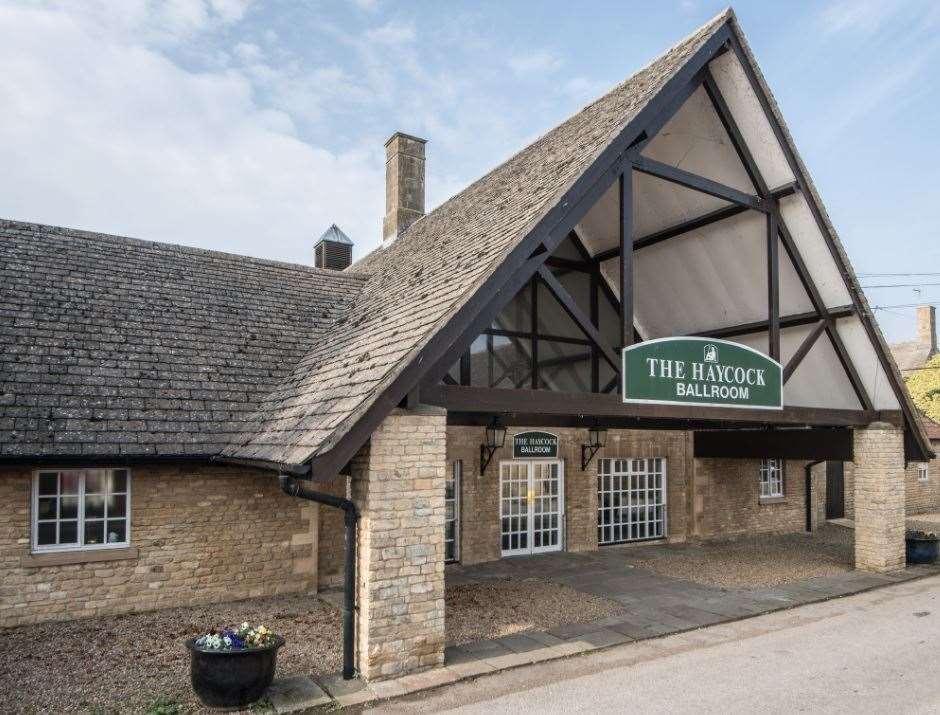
[0,9,934,682]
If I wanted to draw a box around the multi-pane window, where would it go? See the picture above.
[597,458,666,545]
[759,459,784,499]
[33,469,130,551]
[445,461,461,563]
[918,463,929,483]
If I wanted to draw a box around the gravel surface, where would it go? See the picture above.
[0,594,341,714]
[445,577,625,646]
[625,528,854,589]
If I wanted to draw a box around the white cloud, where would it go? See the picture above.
[0,2,384,262]
[508,50,563,76]
[820,0,902,36]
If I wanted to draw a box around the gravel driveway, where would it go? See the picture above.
[623,527,854,589]
[0,594,341,714]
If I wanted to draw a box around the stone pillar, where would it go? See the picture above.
[351,406,446,681]
[853,422,906,572]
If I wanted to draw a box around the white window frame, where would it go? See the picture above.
[597,457,667,545]
[918,462,929,483]
[759,459,785,500]
[31,468,132,553]
[445,460,461,563]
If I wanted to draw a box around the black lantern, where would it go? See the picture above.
[480,417,507,474]
[581,424,607,470]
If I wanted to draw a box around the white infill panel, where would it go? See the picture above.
[836,317,901,410]
[633,172,731,238]
[778,193,853,308]
[641,85,756,194]
[707,51,794,190]
[780,324,862,409]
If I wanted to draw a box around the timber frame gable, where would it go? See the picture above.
[221,10,932,479]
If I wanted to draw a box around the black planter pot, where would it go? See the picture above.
[906,536,940,565]
[185,636,285,709]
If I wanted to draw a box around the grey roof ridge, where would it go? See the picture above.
[0,216,371,281]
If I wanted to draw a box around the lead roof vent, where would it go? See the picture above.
[314,224,353,271]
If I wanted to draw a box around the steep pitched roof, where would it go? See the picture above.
[891,340,937,373]
[0,219,366,459]
[316,224,353,246]
[220,11,733,467]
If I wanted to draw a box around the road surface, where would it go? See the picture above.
[367,574,940,714]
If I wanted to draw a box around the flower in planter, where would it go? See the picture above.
[195,623,277,650]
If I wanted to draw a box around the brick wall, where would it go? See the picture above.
[853,422,906,572]
[446,426,692,565]
[695,458,811,538]
[904,449,940,515]
[0,464,316,628]
[317,476,347,588]
[352,407,446,681]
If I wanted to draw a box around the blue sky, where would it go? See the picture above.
[0,0,937,342]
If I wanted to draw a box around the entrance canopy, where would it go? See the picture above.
[219,9,932,477]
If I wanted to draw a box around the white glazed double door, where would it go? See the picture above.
[499,460,564,556]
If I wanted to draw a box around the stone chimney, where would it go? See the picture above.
[918,305,937,353]
[383,132,426,244]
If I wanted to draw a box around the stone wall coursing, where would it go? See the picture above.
[905,451,940,515]
[853,423,906,572]
[351,407,446,681]
[446,426,691,564]
[0,464,316,628]
[317,476,347,588]
[693,458,810,538]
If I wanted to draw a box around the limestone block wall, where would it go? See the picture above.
[446,426,691,565]
[351,407,446,681]
[853,423,906,572]
[0,463,316,628]
[904,449,940,516]
[317,475,348,588]
[694,458,811,538]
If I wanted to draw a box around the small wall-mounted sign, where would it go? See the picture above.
[622,337,782,410]
[512,431,559,459]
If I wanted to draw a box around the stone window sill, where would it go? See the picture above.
[21,547,139,568]
[759,496,787,505]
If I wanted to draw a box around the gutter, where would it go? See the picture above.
[279,474,358,680]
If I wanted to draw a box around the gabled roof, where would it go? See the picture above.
[315,224,353,246]
[0,220,367,459]
[891,340,937,373]
[219,11,733,467]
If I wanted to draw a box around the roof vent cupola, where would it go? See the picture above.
[383,131,427,244]
[314,224,354,270]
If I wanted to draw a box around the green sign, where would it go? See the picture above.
[512,431,559,458]
[622,337,782,409]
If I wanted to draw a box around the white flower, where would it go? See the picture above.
[223,636,232,647]
[241,621,249,630]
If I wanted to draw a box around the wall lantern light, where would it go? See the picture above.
[479,417,507,474]
[581,424,607,470]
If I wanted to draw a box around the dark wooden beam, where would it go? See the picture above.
[594,183,799,262]
[632,155,767,211]
[767,209,780,360]
[422,384,882,427]
[619,171,634,349]
[694,305,854,339]
[537,265,620,371]
[783,319,828,383]
[694,428,853,461]
[826,326,874,412]
[725,32,928,458]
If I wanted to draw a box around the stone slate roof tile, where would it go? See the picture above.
[0,220,367,459]
[220,10,732,466]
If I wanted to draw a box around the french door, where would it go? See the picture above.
[500,460,564,556]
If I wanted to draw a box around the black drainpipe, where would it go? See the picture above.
[279,474,358,680]
[804,460,824,532]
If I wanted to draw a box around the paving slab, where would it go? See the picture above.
[266,675,332,713]
[494,633,547,653]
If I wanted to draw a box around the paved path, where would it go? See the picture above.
[367,574,940,714]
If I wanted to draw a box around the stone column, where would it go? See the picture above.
[351,406,446,681]
[853,421,906,572]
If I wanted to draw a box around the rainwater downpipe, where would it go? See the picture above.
[279,474,358,680]
[805,460,824,533]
